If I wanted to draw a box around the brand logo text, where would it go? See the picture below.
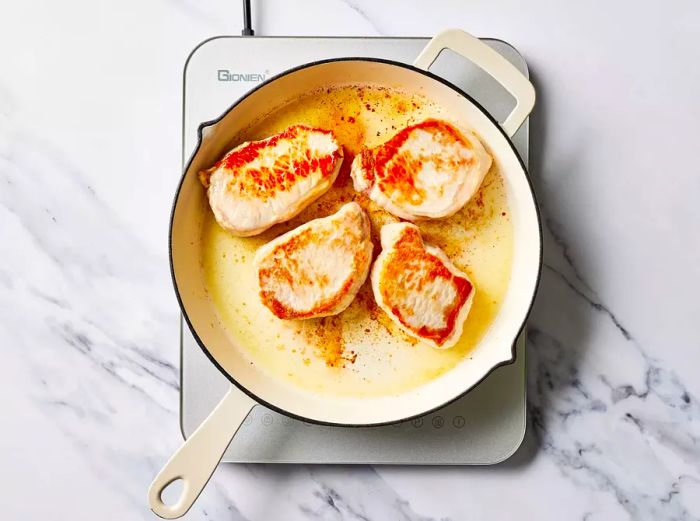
[217,70,266,82]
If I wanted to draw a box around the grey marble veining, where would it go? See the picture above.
[2,0,700,520]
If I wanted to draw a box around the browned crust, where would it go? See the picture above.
[197,125,341,200]
[358,119,476,206]
[377,226,473,345]
[257,207,372,319]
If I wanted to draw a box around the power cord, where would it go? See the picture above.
[241,0,254,36]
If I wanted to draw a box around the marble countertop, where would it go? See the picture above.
[2,1,700,519]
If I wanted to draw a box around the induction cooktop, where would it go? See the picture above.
[181,35,529,464]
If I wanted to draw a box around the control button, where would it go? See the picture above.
[282,416,294,426]
[432,416,445,429]
[261,413,274,426]
[412,418,424,428]
[452,415,466,428]
[243,413,253,426]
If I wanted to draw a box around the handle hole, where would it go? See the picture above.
[428,48,516,123]
[159,478,184,506]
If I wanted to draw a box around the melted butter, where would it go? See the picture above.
[201,84,513,397]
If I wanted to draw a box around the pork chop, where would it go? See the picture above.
[371,222,475,349]
[200,125,343,236]
[351,119,491,220]
[254,202,373,320]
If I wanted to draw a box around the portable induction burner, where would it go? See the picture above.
[181,36,529,464]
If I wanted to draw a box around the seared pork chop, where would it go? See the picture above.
[200,125,343,236]
[371,222,475,349]
[254,202,373,320]
[351,119,491,220]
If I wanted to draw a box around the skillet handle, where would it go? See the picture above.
[148,388,256,519]
[414,29,535,138]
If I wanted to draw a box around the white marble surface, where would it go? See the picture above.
[1,1,700,519]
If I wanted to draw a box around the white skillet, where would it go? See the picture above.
[149,29,541,518]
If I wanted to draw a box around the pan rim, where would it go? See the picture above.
[172,56,543,428]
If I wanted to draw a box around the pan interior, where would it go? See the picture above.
[173,59,539,424]
[200,83,513,397]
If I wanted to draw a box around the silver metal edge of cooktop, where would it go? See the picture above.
[180,36,529,465]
